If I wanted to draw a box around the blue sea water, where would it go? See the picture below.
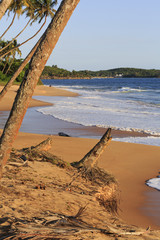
[36,77,160,200]
[35,78,160,145]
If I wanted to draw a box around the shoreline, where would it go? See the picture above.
[0,85,160,230]
[0,107,157,139]
[0,85,158,139]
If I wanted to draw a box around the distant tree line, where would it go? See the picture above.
[1,58,160,84]
[41,66,160,79]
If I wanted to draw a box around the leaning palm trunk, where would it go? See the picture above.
[0,37,41,101]
[0,18,31,53]
[0,12,16,39]
[0,0,12,20]
[0,0,80,178]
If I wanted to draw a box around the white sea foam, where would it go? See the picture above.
[146,176,160,191]
[113,136,160,146]
[113,87,147,93]
[35,94,160,140]
[37,79,160,146]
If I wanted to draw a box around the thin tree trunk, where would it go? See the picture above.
[0,37,41,101]
[0,17,47,59]
[2,60,8,73]
[5,56,15,75]
[0,0,80,178]
[72,128,112,169]
[0,18,31,53]
[0,0,12,20]
[0,13,16,39]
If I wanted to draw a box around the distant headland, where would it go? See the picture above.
[41,65,160,79]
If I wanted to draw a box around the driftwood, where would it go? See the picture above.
[70,128,119,214]
[72,128,112,169]
[7,137,70,169]
[31,137,52,151]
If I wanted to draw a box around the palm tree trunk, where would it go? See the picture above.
[0,0,12,20]
[0,0,80,178]
[0,18,31,52]
[0,37,41,101]
[0,16,46,59]
[0,13,16,39]
[5,56,15,75]
[2,60,8,73]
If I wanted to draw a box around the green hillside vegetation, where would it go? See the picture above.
[0,59,28,85]
[41,66,160,79]
[0,59,43,85]
[1,61,160,86]
[41,65,90,79]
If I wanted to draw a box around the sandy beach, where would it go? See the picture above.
[0,85,160,232]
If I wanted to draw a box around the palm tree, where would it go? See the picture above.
[5,40,22,75]
[0,0,57,59]
[0,36,41,101]
[0,40,12,73]
[0,40,21,74]
[0,0,80,177]
[0,0,58,101]
[25,0,57,24]
[0,19,31,53]
[0,0,12,20]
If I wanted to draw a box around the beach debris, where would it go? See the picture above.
[71,128,112,169]
[58,132,71,137]
[30,150,70,168]
[95,183,119,214]
[19,154,27,161]
[7,160,28,168]
[31,137,53,151]
[0,139,158,240]
[35,183,46,190]
[0,209,151,239]
[5,138,70,169]
[70,128,119,214]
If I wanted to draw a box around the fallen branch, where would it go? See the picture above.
[71,128,112,169]
[31,137,53,151]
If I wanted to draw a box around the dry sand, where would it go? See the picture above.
[0,84,160,235]
[0,85,78,111]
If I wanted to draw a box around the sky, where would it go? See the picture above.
[1,0,160,71]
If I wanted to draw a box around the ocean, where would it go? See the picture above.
[36,78,160,192]
[36,78,160,146]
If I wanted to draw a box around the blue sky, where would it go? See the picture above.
[1,0,160,71]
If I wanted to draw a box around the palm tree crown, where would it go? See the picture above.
[0,0,58,59]
[24,0,57,24]
[7,0,26,18]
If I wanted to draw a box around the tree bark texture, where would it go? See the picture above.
[0,0,12,20]
[0,0,80,177]
[72,128,112,169]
